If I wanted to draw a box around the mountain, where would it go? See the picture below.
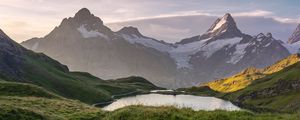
[285,24,300,54]
[177,13,243,44]
[22,8,177,88]
[171,13,290,86]
[205,54,300,93]
[288,24,300,44]
[22,9,290,88]
[108,14,296,43]
[0,28,160,104]
[116,26,174,52]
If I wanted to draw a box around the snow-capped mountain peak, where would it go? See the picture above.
[117,26,174,52]
[207,13,235,32]
[54,8,114,39]
[177,13,243,44]
[202,13,242,39]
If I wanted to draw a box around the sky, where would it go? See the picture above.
[0,0,300,42]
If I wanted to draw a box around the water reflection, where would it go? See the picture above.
[102,94,240,111]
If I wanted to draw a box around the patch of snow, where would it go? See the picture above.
[257,37,263,42]
[263,42,272,47]
[211,17,227,32]
[227,43,249,64]
[121,34,173,52]
[170,37,243,69]
[251,48,256,53]
[284,41,300,54]
[77,25,109,39]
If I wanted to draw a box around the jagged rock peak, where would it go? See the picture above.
[198,13,243,41]
[73,8,103,25]
[288,24,300,44]
[266,33,272,38]
[206,13,240,33]
[255,33,273,39]
[117,26,144,37]
[256,33,265,38]
[176,13,243,44]
[75,8,91,17]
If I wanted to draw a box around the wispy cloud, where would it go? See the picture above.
[232,10,300,23]
[107,10,216,23]
[232,10,273,17]
[110,10,300,24]
[272,16,300,24]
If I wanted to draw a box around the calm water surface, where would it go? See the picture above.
[102,94,240,111]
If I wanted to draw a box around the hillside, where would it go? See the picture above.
[0,80,60,99]
[0,81,299,120]
[223,61,300,113]
[0,80,104,120]
[205,54,300,93]
[0,28,160,104]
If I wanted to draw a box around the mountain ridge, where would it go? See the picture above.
[22,8,178,88]
[21,8,290,88]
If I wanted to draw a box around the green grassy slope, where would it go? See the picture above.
[0,80,60,99]
[0,80,104,120]
[182,55,300,113]
[223,61,300,113]
[205,54,300,93]
[1,80,300,119]
[104,106,300,120]
[0,97,104,120]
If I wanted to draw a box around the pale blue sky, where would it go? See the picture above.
[0,0,299,42]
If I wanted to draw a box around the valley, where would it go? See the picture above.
[1,2,300,119]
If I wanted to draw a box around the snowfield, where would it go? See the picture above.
[77,25,109,39]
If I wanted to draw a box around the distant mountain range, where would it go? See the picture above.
[22,8,293,88]
[107,14,297,43]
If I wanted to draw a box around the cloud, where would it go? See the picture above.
[106,10,215,23]
[109,9,300,25]
[232,10,300,24]
[148,24,190,40]
[232,10,273,17]
[272,16,300,24]
[0,0,299,42]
